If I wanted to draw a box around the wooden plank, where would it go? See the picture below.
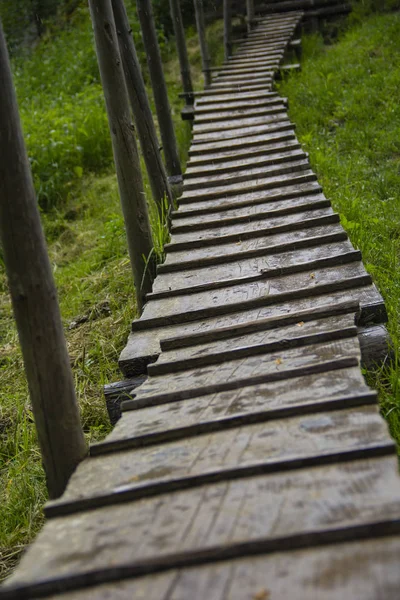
[42,537,400,600]
[46,405,392,517]
[149,313,358,375]
[182,158,310,191]
[120,284,385,376]
[171,195,328,231]
[193,107,287,128]
[168,208,334,247]
[194,104,286,123]
[161,223,345,269]
[125,339,362,408]
[210,76,274,88]
[176,181,322,215]
[184,148,307,179]
[5,457,400,597]
[195,90,280,104]
[137,267,372,331]
[212,70,274,82]
[188,131,296,155]
[210,65,284,77]
[194,82,275,95]
[96,367,375,452]
[194,96,286,113]
[160,300,360,350]
[192,120,294,144]
[152,245,360,298]
[179,172,316,204]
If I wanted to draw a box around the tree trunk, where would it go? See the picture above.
[112,0,172,212]
[0,19,87,499]
[89,0,154,309]
[246,0,254,32]
[136,0,182,181]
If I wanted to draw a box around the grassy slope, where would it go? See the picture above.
[277,11,400,441]
[0,7,224,580]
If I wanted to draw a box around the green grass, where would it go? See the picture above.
[277,10,400,441]
[0,5,224,580]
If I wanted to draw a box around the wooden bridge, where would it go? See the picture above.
[1,4,400,599]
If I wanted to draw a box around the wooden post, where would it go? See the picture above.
[111,0,172,212]
[223,0,232,60]
[0,19,87,500]
[136,0,182,182]
[194,0,211,87]
[89,0,154,309]
[169,0,194,104]
[246,0,254,32]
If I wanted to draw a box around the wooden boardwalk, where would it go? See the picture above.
[2,11,400,599]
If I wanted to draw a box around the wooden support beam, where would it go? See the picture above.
[136,0,182,181]
[246,0,254,32]
[111,0,172,212]
[0,19,87,499]
[169,0,194,104]
[194,0,212,87]
[89,0,154,309]
[223,0,232,60]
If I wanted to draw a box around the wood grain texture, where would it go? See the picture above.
[5,457,400,593]
[43,537,400,600]
[48,405,392,515]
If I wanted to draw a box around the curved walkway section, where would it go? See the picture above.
[2,11,400,600]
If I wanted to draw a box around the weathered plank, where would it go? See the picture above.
[149,312,358,374]
[5,457,400,597]
[97,366,375,451]
[195,90,280,104]
[188,130,296,155]
[176,182,322,216]
[179,172,316,204]
[194,96,286,113]
[184,147,305,177]
[212,70,274,82]
[47,405,392,516]
[160,222,345,269]
[192,111,288,132]
[168,207,334,247]
[192,120,294,144]
[171,194,328,231]
[120,283,385,375]
[152,242,358,295]
[42,537,400,600]
[125,338,362,408]
[193,104,286,124]
[182,158,310,191]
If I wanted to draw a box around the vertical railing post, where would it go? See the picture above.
[169,0,194,104]
[0,19,87,500]
[111,0,172,212]
[89,0,154,309]
[246,0,254,32]
[223,0,232,60]
[194,0,211,87]
[136,0,182,184]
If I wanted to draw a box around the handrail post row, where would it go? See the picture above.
[0,19,87,499]
[246,0,254,32]
[89,0,154,309]
[136,0,182,185]
[223,0,232,60]
[169,0,194,105]
[194,0,212,87]
[111,0,173,212]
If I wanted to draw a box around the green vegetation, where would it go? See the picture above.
[0,3,224,580]
[278,7,400,442]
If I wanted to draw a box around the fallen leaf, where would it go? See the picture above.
[253,589,270,600]
[297,321,304,327]
[275,358,282,365]
[310,273,315,279]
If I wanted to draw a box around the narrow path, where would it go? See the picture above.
[2,11,400,599]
